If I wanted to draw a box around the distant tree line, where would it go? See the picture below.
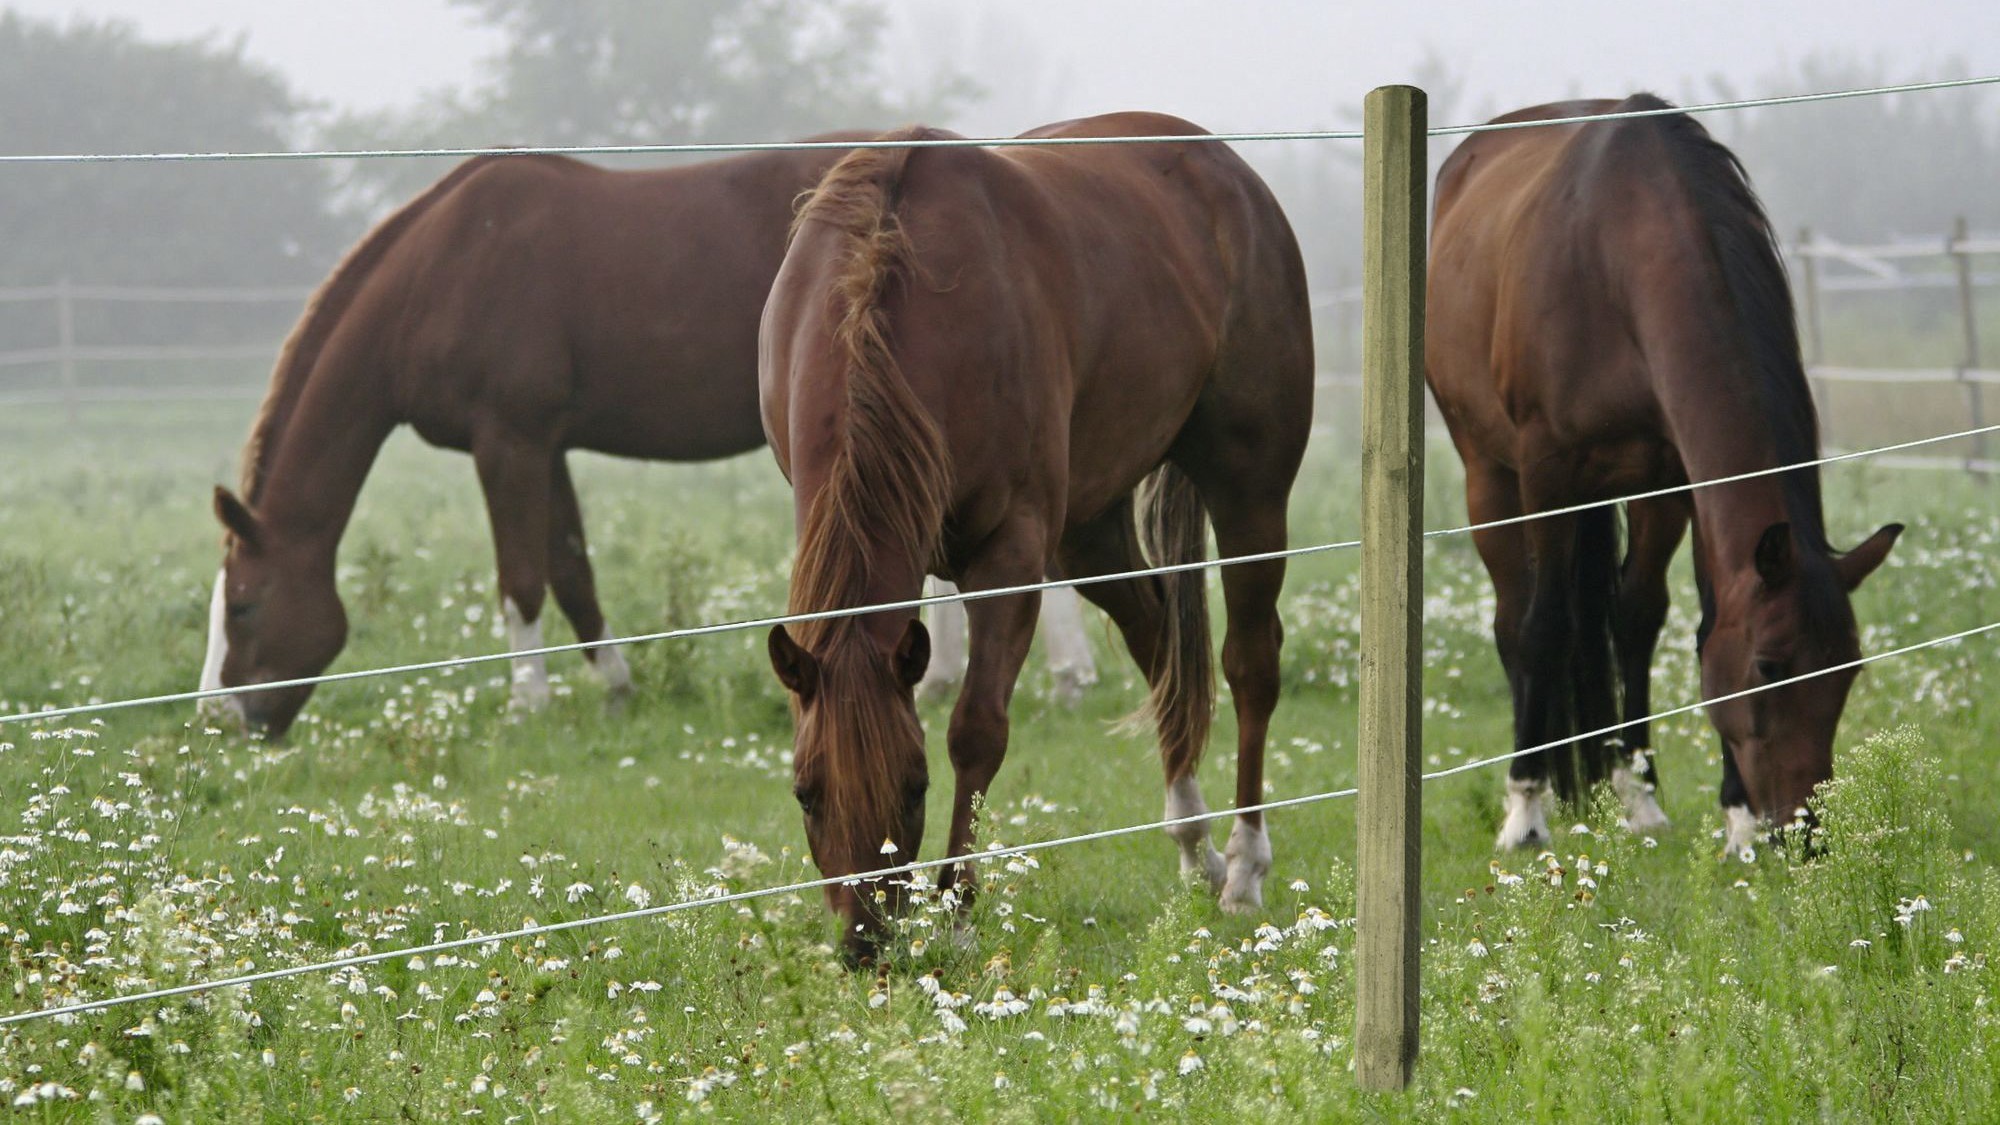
[0,0,968,292]
[0,4,1992,300]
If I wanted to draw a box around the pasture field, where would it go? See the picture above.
[0,396,1996,1122]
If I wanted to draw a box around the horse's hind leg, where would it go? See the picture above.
[1570,505,1625,802]
[922,581,1096,707]
[916,579,967,705]
[1038,586,1099,707]
[547,453,632,699]
[1196,489,1289,913]
[1058,499,1225,892]
[1463,460,1550,847]
[1611,497,1687,832]
[473,434,555,712]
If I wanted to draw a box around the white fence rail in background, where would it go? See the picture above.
[1312,219,2000,472]
[0,281,309,417]
[1792,218,1992,469]
[1,230,1992,468]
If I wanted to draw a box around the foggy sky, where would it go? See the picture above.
[7,0,1998,133]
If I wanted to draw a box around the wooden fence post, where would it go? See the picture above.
[1951,216,1988,470]
[1355,83,1426,1093]
[56,278,77,424]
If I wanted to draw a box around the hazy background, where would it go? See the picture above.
[2,0,1997,373]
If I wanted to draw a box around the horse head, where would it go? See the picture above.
[1702,520,1900,843]
[202,485,347,736]
[769,618,930,964]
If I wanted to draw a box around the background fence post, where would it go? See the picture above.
[56,277,77,424]
[1355,82,1426,1093]
[1951,216,1987,470]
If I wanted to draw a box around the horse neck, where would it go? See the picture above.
[1638,276,1823,584]
[251,344,399,560]
[1667,399,1803,590]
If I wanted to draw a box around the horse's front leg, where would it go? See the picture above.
[545,453,632,701]
[473,434,555,712]
[937,537,1045,904]
[1611,496,1687,833]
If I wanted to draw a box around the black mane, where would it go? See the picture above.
[1619,93,1830,554]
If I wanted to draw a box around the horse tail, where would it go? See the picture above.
[1132,462,1216,782]
[1552,503,1624,802]
[240,155,501,503]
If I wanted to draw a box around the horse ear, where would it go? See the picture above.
[213,486,262,551]
[1835,523,1903,591]
[894,618,930,688]
[768,624,819,699]
[1754,522,1794,589]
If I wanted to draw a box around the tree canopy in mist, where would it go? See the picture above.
[0,11,344,285]
[332,0,976,207]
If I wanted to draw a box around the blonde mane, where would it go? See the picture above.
[785,131,955,858]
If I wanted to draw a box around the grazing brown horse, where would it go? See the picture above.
[760,113,1313,959]
[200,140,1094,736]
[1426,95,1901,853]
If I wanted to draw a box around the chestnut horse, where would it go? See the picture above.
[760,113,1313,959]
[1426,95,1900,853]
[199,142,1093,735]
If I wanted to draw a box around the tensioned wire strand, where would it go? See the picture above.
[1420,618,2000,784]
[2,421,1990,728]
[0,75,1994,165]
[1425,421,2000,543]
[3,612,1992,1030]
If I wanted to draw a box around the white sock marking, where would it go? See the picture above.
[1612,765,1671,833]
[504,598,549,711]
[1724,805,1761,860]
[587,622,632,693]
[195,569,245,726]
[1496,776,1551,850]
[199,569,229,693]
[1164,775,1227,891]
[1221,817,1272,914]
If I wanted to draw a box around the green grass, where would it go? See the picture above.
[0,396,1996,1121]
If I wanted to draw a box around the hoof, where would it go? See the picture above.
[587,639,634,696]
[1723,805,1761,861]
[1612,766,1670,833]
[1619,802,1671,835]
[1219,819,1271,913]
[1181,842,1227,894]
[1165,775,1226,892]
[1495,777,1551,850]
[508,682,551,713]
[1219,885,1263,914]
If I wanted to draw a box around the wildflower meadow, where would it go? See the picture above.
[1,398,1995,1120]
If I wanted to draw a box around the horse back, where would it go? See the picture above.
[1427,98,1743,485]
[895,117,1311,525]
[355,146,852,459]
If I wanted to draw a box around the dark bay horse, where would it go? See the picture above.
[760,113,1313,958]
[1426,95,1901,853]
[200,141,1092,735]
